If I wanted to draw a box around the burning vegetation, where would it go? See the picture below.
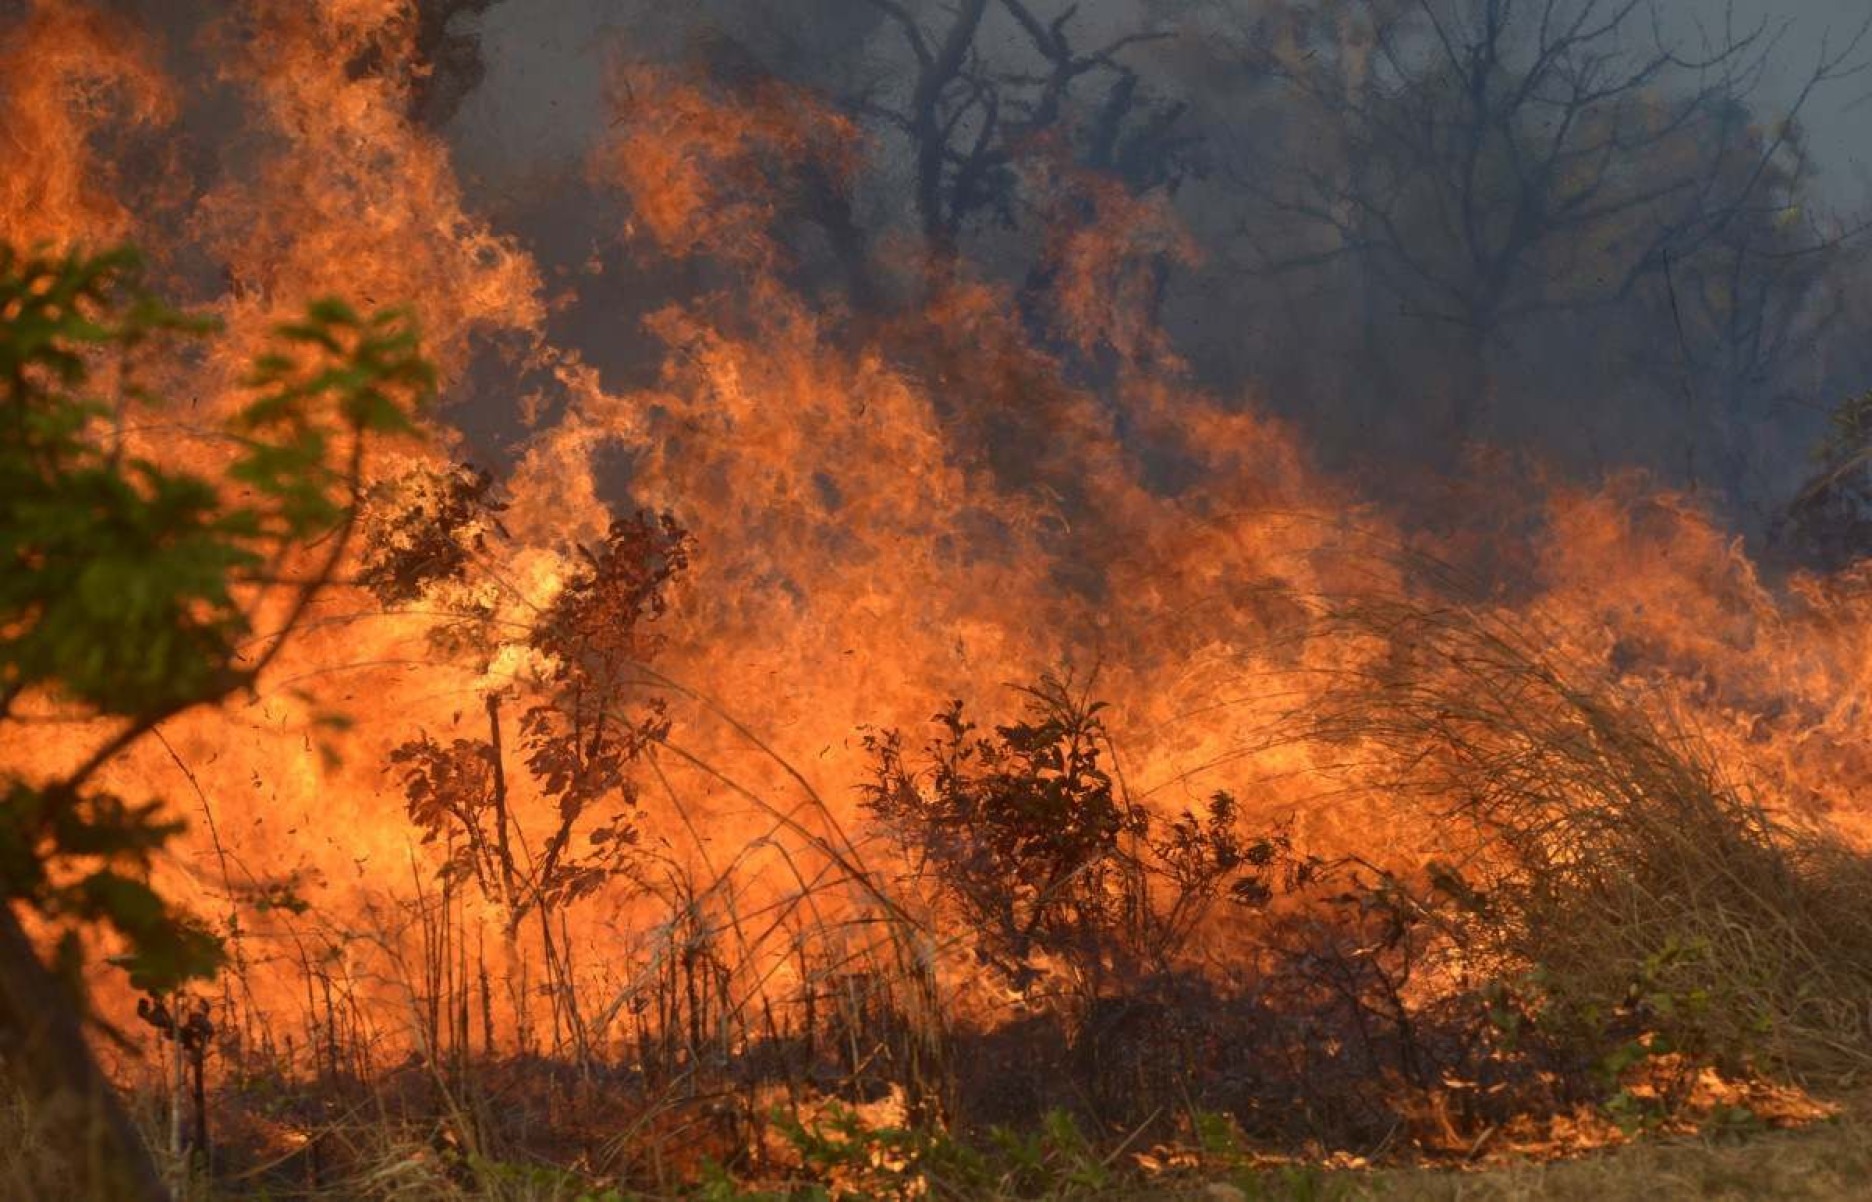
[8,1,1872,1199]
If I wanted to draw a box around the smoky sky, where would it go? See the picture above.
[446,1,1872,206]
[1663,0,1872,208]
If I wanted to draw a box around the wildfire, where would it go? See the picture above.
[6,1,1872,1190]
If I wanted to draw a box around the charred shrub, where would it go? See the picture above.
[358,463,508,606]
[389,511,691,926]
[384,508,692,1068]
[861,672,1297,1123]
[1230,861,1595,1149]
[1779,390,1872,569]
[862,673,1287,998]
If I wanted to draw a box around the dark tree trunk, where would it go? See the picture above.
[1443,321,1493,461]
[0,904,169,1201]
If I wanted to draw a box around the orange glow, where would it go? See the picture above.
[0,0,176,249]
[4,3,1871,1132]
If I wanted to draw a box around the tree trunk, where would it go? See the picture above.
[0,903,169,1201]
[1442,322,1493,462]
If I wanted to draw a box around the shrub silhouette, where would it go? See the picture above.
[863,672,1288,1003]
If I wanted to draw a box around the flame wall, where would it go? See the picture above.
[5,0,1870,1067]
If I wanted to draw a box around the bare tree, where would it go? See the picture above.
[1235,0,1868,446]
[859,0,1192,289]
[1647,122,1859,502]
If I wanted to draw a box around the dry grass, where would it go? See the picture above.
[1365,1125,1872,1201]
[1297,595,1872,1082]
[1116,1096,1872,1201]
[0,1076,78,1199]
[1239,1103,1872,1200]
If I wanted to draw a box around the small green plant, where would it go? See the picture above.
[1701,1102,1765,1143]
[0,243,431,1199]
[758,1103,1126,1201]
[470,1153,629,1200]
[987,1109,1111,1195]
[1581,936,1726,1129]
[691,1157,812,1202]
[1263,1165,1349,1202]
[771,1103,932,1201]
[1190,1107,1248,1163]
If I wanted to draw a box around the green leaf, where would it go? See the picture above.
[0,243,429,1014]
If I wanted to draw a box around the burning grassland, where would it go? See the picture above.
[6,2,1872,1198]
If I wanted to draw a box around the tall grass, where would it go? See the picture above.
[1299,595,1872,1082]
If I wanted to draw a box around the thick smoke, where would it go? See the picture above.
[17,0,1872,1068]
[296,0,1872,544]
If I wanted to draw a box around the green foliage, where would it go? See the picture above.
[1190,1108,1242,1157]
[467,1153,630,1200]
[0,243,431,995]
[1781,389,1872,567]
[986,1110,1111,1195]
[1240,1165,1352,1202]
[2,249,427,718]
[772,1103,930,1200]
[746,1103,1114,1201]
[1576,936,1729,1132]
[689,1159,802,1202]
[1819,390,1872,465]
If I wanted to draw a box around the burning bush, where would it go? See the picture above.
[861,672,1288,1001]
